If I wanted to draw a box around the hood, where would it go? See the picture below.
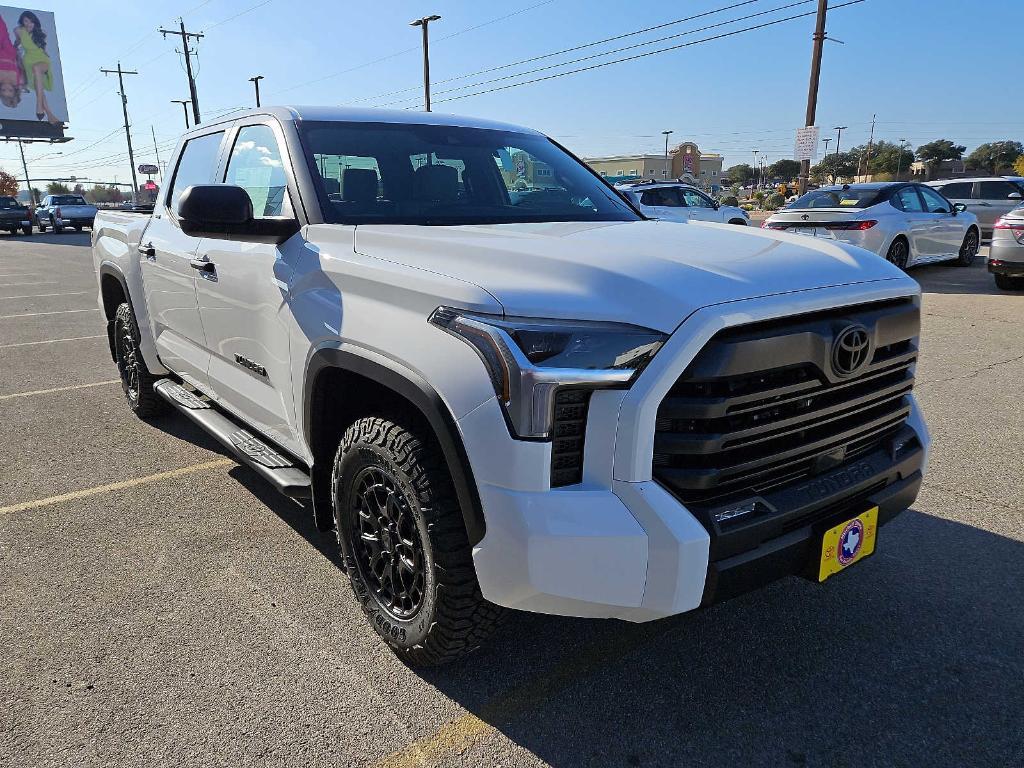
[353,220,910,333]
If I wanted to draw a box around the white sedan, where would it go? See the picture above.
[762,182,980,269]
[615,181,750,225]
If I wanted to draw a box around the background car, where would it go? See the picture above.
[989,203,1024,290]
[0,195,33,236]
[35,194,98,233]
[615,181,749,225]
[925,177,1024,237]
[762,182,980,270]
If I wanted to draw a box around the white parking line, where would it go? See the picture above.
[0,334,105,349]
[0,308,98,319]
[0,379,118,400]
[0,281,58,288]
[0,291,91,300]
[0,459,235,516]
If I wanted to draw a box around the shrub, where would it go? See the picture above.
[719,195,739,207]
[764,192,786,210]
[741,203,755,211]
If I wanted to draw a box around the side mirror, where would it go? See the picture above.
[177,184,298,244]
[954,202,967,213]
[712,200,720,210]
[1008,192,1022,200]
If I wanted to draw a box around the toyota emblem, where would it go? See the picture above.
[831,325,871,377]
[801,213,810,221]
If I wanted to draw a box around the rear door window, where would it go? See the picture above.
[640,188,682,207]
[978,180,1021,200]
[936,182,972,199]
[168,131,225,213]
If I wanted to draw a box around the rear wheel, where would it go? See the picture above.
[113,302,168,419]
[994,274,1024,291]
[52,217,63,233]
[36,218,46,232]
[74,224,83,232]
[21,225,31,235]
[728,218,747,225]
[333,416,503,666]
[956,229,979,266]
[886,237,910,270]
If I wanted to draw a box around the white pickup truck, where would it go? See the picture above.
[92,106,929,666]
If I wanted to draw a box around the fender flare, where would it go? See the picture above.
[304,347,486,546]
[97,262,135,362]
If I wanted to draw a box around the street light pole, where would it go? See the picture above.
[171,99,191,129]
[662,130,673,179]
[249,75,264,107]
[410,15,441,112]
[17,140,33,205]
[834,125,847,157]
[752,150,759,194]
[896,138,907,180]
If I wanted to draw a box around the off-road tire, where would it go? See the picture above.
[994,273,1024,291]
[332,416,504,666]
[886,237,910,270]
[956,229,979,266]
[113,302,168,419]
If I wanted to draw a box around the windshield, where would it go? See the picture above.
[298,121,639,226]
[788,188,881,209]
[0,196,21,209]
[53,195,87,206]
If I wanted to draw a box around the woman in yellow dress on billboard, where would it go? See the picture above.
[14,11,61,125]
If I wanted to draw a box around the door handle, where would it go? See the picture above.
[189,258,216,274]
[138,242,156,259]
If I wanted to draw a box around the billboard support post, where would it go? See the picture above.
[100,62,139,201]
[17,140,32,205]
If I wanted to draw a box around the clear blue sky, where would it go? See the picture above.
[4,0,1022,187]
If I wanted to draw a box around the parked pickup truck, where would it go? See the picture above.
[36,194,98,232]
[0,195,33,235]
[92,107,930,666]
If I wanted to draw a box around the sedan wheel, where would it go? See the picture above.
[957,230,979,267]
[886,238,909,270]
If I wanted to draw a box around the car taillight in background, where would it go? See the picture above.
[994,216,1024,243]
[824,220,877,231]
[54,206,62,219]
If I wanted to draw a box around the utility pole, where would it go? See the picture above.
[752,149,759,194]
[171,99,191,129]
[661,130,674,179]
[859,113,876,179]
[160,19,203,124]
[797,0,828,196]
[834,125,848,156]
[249,75,264,107]
[410,14,441,111]
[100,62,139,202]
[822,136,832,155]
[896,138,907,180]
[151,126,163,182]
[17,140,33,205]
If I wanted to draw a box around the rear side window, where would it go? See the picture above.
[224,124,293,218]
[936,182,972,199]
[640,188,681,207]
[168,131,224,213]
[978,180,1021,200]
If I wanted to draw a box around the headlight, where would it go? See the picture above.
[429,308,666,438]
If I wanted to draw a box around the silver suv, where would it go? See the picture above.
[615,181,749,225]
[926,177,1024,236]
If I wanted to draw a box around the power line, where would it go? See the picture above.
[204,0,274,30]
[428,1,865,107]
[381,0,816,107]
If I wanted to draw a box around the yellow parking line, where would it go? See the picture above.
[0,458,235,516]
[0,334,105,349]
[0,379,119,400]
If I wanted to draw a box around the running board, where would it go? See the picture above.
[154,380,311,499]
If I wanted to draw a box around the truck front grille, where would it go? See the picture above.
[653,298,919,508]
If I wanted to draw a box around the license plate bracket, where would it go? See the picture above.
[815,506,878,582]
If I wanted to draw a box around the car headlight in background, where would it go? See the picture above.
[430,308,666,439]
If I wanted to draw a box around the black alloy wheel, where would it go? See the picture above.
[957,229,979,266]
[349,465,426,619]
[886,238,909,269]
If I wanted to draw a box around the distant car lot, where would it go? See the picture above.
[1,233,1022,766]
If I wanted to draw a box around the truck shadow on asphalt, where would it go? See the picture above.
[222,460,1024,766]
[4,231,92,247]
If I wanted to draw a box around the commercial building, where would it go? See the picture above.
[584,142,725,192]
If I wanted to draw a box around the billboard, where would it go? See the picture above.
[0,6,67,139]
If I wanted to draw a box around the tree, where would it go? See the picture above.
[86,185,123,204]
[73,183,86,195]
[46,181,70,195]
[850,141,915,177]
[724,163,754,186]
[965,141,1024,174]
[810,151,857,184]
[1014,155,1024,177]
[915,139,965,174]
[766,159,801,182]
[0,169,18,197]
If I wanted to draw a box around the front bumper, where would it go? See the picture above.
[464,281,928,621]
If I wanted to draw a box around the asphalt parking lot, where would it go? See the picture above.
[1,232,1022,768]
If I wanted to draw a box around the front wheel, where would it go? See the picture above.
[332,416,504,666]
[113,302,168,419]
[994,274,1024,291]
[886,237,910,270]
[728,218,748,226]
[957,229,979,266]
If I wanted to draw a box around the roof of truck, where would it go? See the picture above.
[199,106,543,136]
